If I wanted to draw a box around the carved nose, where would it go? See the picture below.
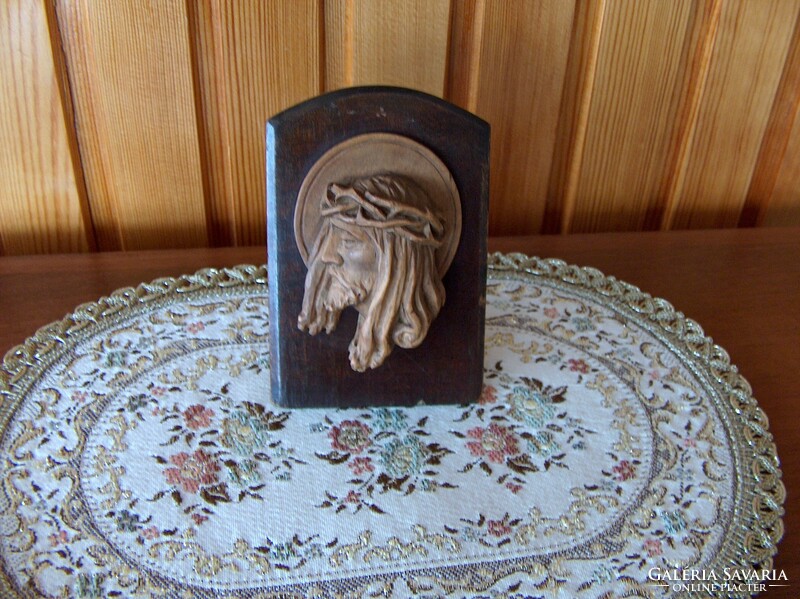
[320,237,342,265]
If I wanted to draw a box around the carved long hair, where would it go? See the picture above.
[299,174,446,371]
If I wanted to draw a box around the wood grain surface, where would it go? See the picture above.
[325,0,450,95]
[665,0,800,229]
[55,0,209,251]
[766,114,800,226]
[0,0,91,255]
[0,229,797,597]
[190,0,322,247]
[452,1,576,235]
[2,0,800,254]
[567,0,698,233]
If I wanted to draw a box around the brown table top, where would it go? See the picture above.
[1,228,798,595]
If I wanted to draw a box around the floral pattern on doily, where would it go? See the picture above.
[450,372,596,496]
[312,410,455,514]
[0,262,776,598]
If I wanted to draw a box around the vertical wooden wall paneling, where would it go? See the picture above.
[190,0,322,247]
[446,0,578,236]
[566,1,710,233]
[4,0,800,255]
[324,0,451,97]
[740,10,800,227]
[56,0,209,251]
[658,0,723,232]
[662,0,800,230]
[54,0,117,251]
[444,0,485,112]
[0,0,92,255]
[763,86,800,227]
[762,116,800,226]
[184,0,224,247]
[324,0,353,90]
[43,0,96,252]
[543,0,606,235]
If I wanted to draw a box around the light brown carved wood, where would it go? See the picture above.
[2,0,800,254]
[0,0,91,255]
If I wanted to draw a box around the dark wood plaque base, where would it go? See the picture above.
[267,86,489,408]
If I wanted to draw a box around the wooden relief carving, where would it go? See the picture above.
[267,86,488,408]
[294,134,461,371]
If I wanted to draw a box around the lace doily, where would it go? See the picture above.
[0,254,783,598]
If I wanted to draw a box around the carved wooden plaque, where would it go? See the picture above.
[267,86,489,407]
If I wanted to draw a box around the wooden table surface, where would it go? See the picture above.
[1,228,798,596]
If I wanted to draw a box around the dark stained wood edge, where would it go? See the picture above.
[267,86,489,408]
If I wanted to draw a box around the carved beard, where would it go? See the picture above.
[323,267,370,313]
[298,258,373,336]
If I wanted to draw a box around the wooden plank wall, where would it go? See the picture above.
[1,0,799,255]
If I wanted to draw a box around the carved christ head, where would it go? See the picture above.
[297,174,446,372]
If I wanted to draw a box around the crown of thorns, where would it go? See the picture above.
[321,175,444,246]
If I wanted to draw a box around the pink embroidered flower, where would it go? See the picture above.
[466,423,519,463]
[345,490,361,504]
[349,457,374,475]
[479,385,498,405]
[543,307,559,319]
[192,514,208,525]
[164,449,220,493]
[683,437,697,448]
[186,322,205,334]
[505,482,523,494]
[183,404,214,429]
[648,370,661,380]
[71,391,88,404]
[142,526,159,540]
[643,539,662,557]
[567,359,590,373]
[329,420,372,454]
[152,407,163,416]
[151,386,167,397]
[613,460,636,482]
[487,518,511,537]
[48,530,68,547]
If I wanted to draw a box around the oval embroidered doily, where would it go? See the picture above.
[0,255,783,598]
